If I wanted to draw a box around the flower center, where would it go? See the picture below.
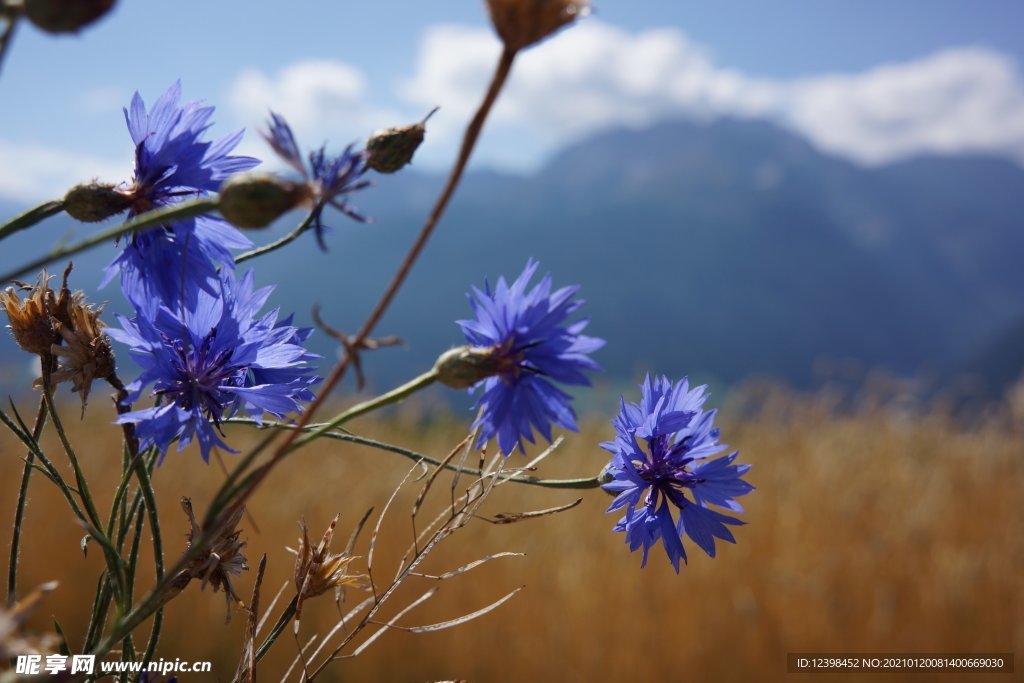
[154,328,242,427]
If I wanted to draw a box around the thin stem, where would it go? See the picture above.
[234,211,316,264]
[0,7,18,78]
[6,397,46,605]
[218,46,520,517]
[295,367,438,448]
[40,374,126,600]
[229,418,601,490]
[41,375,104,532]
[0,197,219,284]
[0,200,65,242]
[131,450,164,669]
[85,45,522,668]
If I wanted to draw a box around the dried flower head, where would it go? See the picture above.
[0,581,59,659]
[1,272,58,357]
[180,497,249,621]
[23,0,115,34]
[290,515,368,604]
[49,293,115,414]
[486,0,590,52]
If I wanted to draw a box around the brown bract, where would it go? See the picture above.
[49,293,115,414]
[0,581,60,659]
[291,515,368,605]
[486,0,590,52]
[1,272,58,357]
[180,497,250,622]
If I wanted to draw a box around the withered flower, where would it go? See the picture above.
[486,0,590,52]
[49,293,115,414]
[180,498,249,622]
[290,515,368,606]
[0,581,60,659]
[1,272,58,357]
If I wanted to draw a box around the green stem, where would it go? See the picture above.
[130,450,164,670]
[295,367,439,448]
[7,396,45,605]
[211,369,440,517]
[234,211,316,264]
[0,200,65,242]
[40,376,126,599]
[0,407,95,537]
[229,418,602,490]
[0,197,219,284]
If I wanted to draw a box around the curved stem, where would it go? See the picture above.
[221,46,520,516]
[0,200,65,242]
[85,46,523,668]
[229,418,601,490]
[6,396,46,605]
[0,197,219,284]
[295,367,438,448]
[234,211,316,264]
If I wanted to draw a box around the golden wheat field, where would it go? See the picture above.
[1,382,1022,683]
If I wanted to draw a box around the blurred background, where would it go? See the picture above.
[1,1,1022,681]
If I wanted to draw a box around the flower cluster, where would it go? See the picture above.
[456,259,604,456]
[102,83,319,461]
[601,375,753,571]
[100,81,259,307]
[110,269,318,461]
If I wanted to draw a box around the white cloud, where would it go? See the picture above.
[0,139,124,203]
[400,20,1024,167]
[227,60,405,161]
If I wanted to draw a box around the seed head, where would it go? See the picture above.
[1,272,58,357]
[23,0,116,34]
[290,515,368,604]
[48,294,115,415]
[486,0,590,52]
[180,498,249,622]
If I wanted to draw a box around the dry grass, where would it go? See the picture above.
[1,384,1021,682]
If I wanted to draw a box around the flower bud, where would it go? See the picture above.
[486,0,589,52]
[434,345,509,389]
[365,108,438,174]
[63,182,132,223]
[23,0,116,34]
[218,174,309,229]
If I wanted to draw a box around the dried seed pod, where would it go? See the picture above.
[23,0,116,34]
[180,498,249,622]
[1,272,58,357]
[486,0,590,52]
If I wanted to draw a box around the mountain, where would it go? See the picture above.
[1,118,1022,401]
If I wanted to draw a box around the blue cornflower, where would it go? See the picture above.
[262,112,371,250]
[108,269,319,462]
[457,259,604,456]
[601,375,753,572]
[101,81,260,305]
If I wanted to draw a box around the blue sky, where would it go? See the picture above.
[2,0,1023,202]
